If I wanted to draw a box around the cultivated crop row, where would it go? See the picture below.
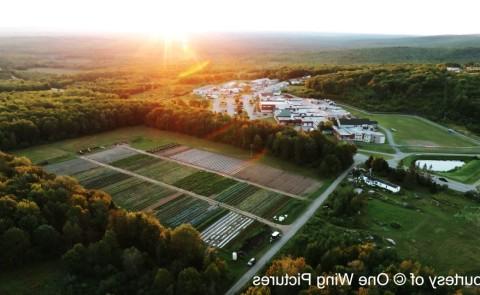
[112,154,198,184]
[171,148,248,175]
[237,190,305,220]
[154,195,228,228]
[101,178,176,211]
[201,212,254,248]
[135,161,198,184]
[214,183,259,206]
[111,154,162,171]
[86,146,137,164]
[44,158,97,176]
[173,171,238,196]
[74,167,131,189]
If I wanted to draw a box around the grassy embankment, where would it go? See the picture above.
[343,105,480,153]
[402,154,480,184]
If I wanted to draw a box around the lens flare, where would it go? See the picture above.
[178,60,210,78]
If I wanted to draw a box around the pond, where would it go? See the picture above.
[415,159,465,172]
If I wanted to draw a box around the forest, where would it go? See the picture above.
[0,152,229,294]
[298,65,480,133]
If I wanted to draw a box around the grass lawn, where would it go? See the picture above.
[343,105,479,148]
[401,154,480,184]
[356,143,396,154]
[400,146,480,154]
[0,260,65,295]
[365,189,480,274]
[357,150,394,160]
[14,126,323,179]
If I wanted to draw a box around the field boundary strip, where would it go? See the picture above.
[121,145,307,200]
[79,155,289,232]
[142,192,183,212]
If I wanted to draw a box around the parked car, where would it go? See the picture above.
[438,177,448,182]
[247,258,256,266]
[270,231,281,243]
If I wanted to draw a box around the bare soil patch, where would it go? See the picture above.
[234,164,321,196]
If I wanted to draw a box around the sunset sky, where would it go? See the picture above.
[2,0,479,36]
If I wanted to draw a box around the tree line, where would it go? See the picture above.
[0,152,229,294]
[0,96,159,150]
[302,65,480,133]
[145,106,356,177]
[364,156,445,193]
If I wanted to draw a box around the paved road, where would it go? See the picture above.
[430,175,476,193]
[378,126,402,155]
[225,155,367,295]
[80,156,289,232]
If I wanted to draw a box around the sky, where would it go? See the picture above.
[1,0,479,36]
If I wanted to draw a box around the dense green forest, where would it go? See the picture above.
[2,35,480,66]
[285,65,480,133]
[0,91,158,149]
[0,152,229,294]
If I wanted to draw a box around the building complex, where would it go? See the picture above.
[193,78,385,144]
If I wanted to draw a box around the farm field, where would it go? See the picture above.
[173,171,239,196]
[48,145,312,225]
[234,163,322,196]
[170,148,249,175]
[14,126,322,179]
[86,146,137,163]
[153,195,228,229]
[43,157,97,175]
[101,178,176,211]
[107,150,307,223]
[66,162,247,240]
[101,151,200,184]
[73,166,131,189]
[71,166,177,211]
[215,183,306,222]
[401,154,480,184]
[170,147,322,196]
[201,212,254,248]
[343,105,479,148]
[365,189,480,274]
